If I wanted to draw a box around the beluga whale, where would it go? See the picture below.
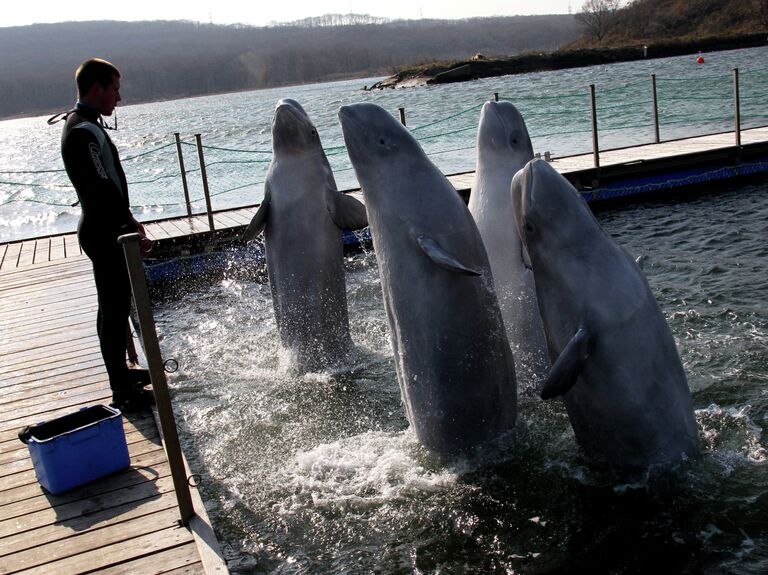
[468,100,549,389]
[511,158,699,469]
[243,98,368,373]
[338,102,517,458]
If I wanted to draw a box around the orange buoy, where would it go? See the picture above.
[696,56,705,64]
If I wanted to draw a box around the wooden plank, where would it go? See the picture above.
[0,374,110,416]
[0,491,177,558]
[144,221,175,241]
[1,308,96,340]
[0,470,174,541]
[224,209,252,226]
[63,234,82,258]
[92,543,205,575]
[48,236,66,262]
[211,212,241,229]
[7,521,195,575]
[0,243,22,272]
[32,238,51,264]
[16,242,37,268]
[0,356,103,391]
[0,340,101,376]
[160,218,194,237]
[2,506,187,572]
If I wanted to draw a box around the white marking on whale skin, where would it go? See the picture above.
[338,102,517,458]
[511,158,700,469]
[468,100,550,391]
[244,99,368,373]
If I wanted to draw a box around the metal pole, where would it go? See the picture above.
[118,233,195,527]
[589,84,600,169]
[194,134,216,231]
[398,107,406,126]
[651,74,660,144]
[174,133,193,217]
[733,68,741,147]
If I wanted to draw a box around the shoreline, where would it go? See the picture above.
[367,32,768,90]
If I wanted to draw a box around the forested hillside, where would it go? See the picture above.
[576,0,768,46]
[0,16,580,119]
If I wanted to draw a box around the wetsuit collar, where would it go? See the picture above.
[75,100,102,121]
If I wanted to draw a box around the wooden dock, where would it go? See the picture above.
[0,124,767,573]
[0,255,227,574]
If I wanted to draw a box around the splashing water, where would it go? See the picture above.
[155,182,768,574]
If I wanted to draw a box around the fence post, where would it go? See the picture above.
[398,107,406,126]
[194,134,216,231]
[651,74,660,144]
[733,68,741,147]
[118,233,195,527]
[174,133,192,217]
[494,92,499,102]
[589,84,600,169]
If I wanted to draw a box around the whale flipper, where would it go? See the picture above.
[243,183,271,241]
[326,188,368,230]
[416,235,482,276]
[541,326,593,400]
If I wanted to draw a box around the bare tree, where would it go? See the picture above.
[576,0,622,43]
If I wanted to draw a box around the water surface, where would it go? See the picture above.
[155,181,768,574]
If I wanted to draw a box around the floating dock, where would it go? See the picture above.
[0,125,766,574]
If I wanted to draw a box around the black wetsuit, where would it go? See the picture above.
[61,102,139,392]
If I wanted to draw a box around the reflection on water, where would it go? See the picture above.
[155,182,767,574]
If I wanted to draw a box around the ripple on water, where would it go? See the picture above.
[157,182,768,574]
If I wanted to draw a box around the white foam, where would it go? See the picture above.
[277,430,457,511]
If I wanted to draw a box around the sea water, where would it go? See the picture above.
[2,44,766,573]
[2,45,768,242]
[154,181,768,574]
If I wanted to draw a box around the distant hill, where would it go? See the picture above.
[372,0,768,88]
[0,16,580,119]
[575,0,768,46]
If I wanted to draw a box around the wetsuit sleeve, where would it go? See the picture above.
[63,127,138,238]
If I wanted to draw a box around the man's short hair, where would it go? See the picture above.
[76,58,121,97]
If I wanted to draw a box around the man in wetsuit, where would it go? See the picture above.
[60,58,154,411]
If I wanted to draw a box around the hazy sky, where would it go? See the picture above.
[2,1,579,28]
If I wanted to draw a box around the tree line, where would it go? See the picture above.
[574,0,768,46]
[0,16,579,119]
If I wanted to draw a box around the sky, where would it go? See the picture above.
[2,1,579,28]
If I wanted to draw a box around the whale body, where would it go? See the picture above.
[468,100,549,389]
[511,158,699,469]
[339,102,517,457]
[244,99,368,372]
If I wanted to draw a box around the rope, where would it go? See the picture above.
[409,102,484,132]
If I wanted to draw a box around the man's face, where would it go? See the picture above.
[94,76,121,116]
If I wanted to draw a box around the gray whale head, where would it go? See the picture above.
[476,100,533,160]
[272,98,323,156]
